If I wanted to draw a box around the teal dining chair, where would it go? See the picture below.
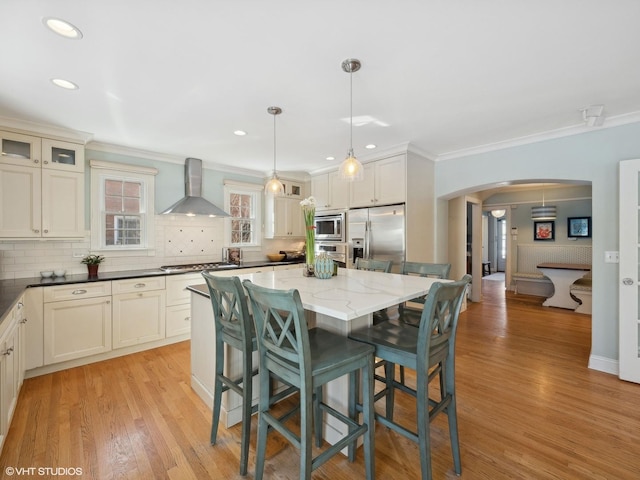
[349,274,471,480]
[201,272,295,476]
[355,257,393,323]
[399,261,452,320]
[355,257,393,273]
[243,280,376,480]
[396,261,453,384]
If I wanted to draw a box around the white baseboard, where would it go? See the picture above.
[588,355,619,376]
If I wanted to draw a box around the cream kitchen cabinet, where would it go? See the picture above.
[44,282,112,365]
[112,277,166,349]
[281,179,304,198]
[264,196,305,238]
[211,267,271,277]
[311,171,349,210]
[0,131,84,239]
[1,130,84,173]
[0,297,26,450]
[349,154,406,207]
[166,273,201,338]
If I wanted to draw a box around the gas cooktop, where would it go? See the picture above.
[159,262,240,273]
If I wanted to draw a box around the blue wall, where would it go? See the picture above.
[435,121,640,367]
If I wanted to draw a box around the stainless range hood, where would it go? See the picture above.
[161,157,229,217]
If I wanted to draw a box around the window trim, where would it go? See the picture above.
[223,180,263,249]
[90,160,158,254]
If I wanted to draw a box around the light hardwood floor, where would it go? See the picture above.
[1,279,639,479]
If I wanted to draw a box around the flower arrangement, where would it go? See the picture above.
[300,196,316,275]
[81,254,105,265]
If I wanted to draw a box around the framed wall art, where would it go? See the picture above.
[567,216,591,238]
[534,221,554,241]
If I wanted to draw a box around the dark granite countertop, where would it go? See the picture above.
[187,284,209,298]
[0,260,302,323]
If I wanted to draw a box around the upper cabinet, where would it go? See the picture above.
[349,154,406,208]
[0,130,85,239]
[281,179,304,199]
[264,196,305,238]
[311,171,349,211]
[1,131,84,173]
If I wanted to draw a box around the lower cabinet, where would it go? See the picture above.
[1,298,25,450]
[165,273,201,338]
[44,294,112,365]
[112,277,166,349]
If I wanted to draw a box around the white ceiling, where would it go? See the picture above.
[2,0,640,176]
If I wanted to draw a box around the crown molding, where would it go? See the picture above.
[0,115,92,143]
[87,141,266,178]
[437,111,640,162]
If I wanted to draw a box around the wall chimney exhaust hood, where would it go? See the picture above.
[161,157,229,217]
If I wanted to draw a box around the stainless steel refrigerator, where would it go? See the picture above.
[347,204,405,272]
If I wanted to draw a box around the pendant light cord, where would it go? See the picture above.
[273,112,277,173]
[349,68,353,153]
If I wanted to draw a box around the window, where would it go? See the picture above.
[90,160,158,252]
[105,179,143,245]
[224,181,262,247]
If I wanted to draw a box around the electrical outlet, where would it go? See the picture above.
[72,251,88,258]
[604,251,619,263]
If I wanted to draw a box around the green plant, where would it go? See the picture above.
[81,254,105,265]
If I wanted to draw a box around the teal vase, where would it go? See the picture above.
[314,255,334,279]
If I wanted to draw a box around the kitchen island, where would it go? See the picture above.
[189,267,448,446]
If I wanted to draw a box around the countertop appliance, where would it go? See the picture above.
[347,204,405,272]
[314,211,346,242]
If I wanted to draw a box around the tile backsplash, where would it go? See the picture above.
[0,215,304,280]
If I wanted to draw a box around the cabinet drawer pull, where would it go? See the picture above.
[134,283,146,288]
[72,289,88,295]
[185,316,191,322]
[3,347,14,356]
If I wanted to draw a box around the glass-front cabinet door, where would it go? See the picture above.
[619,159,640,383]
[1,131,84,173]
[42,139,84,173]
[0,131,42,167]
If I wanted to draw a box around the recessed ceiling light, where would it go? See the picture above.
[43,17,83,39]
[233,130,247,136]
[50,78,79,90]
[326,156,335,161]
[365,144,377,149]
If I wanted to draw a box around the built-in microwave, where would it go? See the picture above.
[314,212,345,242]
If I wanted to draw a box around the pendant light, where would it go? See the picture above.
[264,106,285,196]
[339,58,364,182]
[531,184,556,220]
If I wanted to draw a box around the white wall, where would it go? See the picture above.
[434,121,640,372]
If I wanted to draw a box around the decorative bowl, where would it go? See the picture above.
[267,253,286,262]
[40,271,53,278]
[54,269,66,277]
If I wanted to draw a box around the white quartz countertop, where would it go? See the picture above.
[215,267,449,321]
